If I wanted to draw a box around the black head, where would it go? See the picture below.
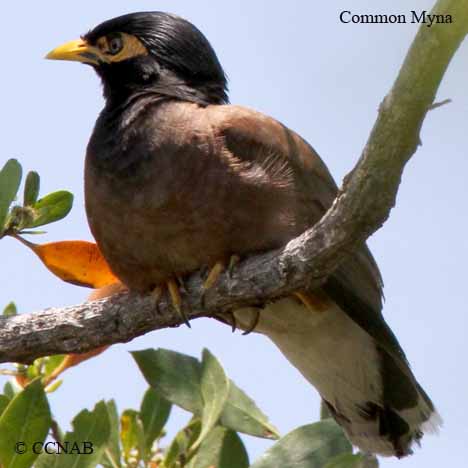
[47,12,228,105]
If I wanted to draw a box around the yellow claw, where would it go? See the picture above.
[203,255,241,291]
[202,261,226,291]
[167,278,191,328]
[242,309,260,335]
[152,280,191,328]
[151,285,163,302]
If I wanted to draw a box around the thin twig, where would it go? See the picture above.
[428,98,452,110]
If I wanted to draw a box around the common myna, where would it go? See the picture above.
[46,11,440,457]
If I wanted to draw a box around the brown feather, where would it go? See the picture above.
[86,98,439,457]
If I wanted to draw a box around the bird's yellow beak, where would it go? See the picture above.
[45,38,104,65]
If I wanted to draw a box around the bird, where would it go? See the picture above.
[46,11,440,457]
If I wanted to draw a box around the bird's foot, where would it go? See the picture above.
[202,261,226,291]
[167,278,191,327]
[201,255,241,329]
[212,310,238,333]
[152,279,191,328]
[202,255,240,291]
[241,308,260,335]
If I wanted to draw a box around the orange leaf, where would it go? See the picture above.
[61,346,110,368]
[42,346,110,386]
[18,238,119,288]
[15,374,30,388]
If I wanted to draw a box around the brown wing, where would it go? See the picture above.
[211,105,438,457]
[208,104,409,358]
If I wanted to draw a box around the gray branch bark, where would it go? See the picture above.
[1,0,467,364]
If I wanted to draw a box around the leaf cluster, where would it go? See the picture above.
[0,159,73,239]
[0,348,366,468]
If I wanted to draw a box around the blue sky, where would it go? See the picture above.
[1,1,467,466]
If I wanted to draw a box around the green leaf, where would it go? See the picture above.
[357,453,379,468]
[101,400,122,468]
[120,409,145,464]
[324,453,366,468]
[28,191,73,228]
[27,362,40,380]
[140,388,171,457]
[3,302,17,317]
[23,171,40,206]
[132,349,203,413]
[164,418,201,468]
[44,379,63,394]
[34,452,55,468]
[0,159,22,233]
[0,394,10,415]
[250,420,353,468]
[3,381,18,400]
[221,382,280,439]
[17,230,47,235]
[6,206,35,232]
[43,355,66,377]
[133,348,278,439]
[50,400,111,468]
[0,379,51,468]
[34,452,50,468]
[188,426,249,468]
[191,349,230,451]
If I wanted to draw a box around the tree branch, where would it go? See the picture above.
[1,0,467,364]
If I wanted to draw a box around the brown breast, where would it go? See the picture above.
[85,100,303,291]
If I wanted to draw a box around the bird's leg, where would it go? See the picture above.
[202,255,240,327]
[167,278,191,328]
[151,285,163,303]
[151,280,191,328]
[202,255,240,291]
[202,261,226,291]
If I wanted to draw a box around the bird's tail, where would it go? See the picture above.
[324,347,441,458]
[234,297,441,458]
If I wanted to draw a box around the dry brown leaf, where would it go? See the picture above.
[18,238,119,288]
[13,237,130,378]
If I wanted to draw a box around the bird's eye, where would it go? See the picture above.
[107,35,123,55]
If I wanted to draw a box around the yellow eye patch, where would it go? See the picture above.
[96,33,148,63]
